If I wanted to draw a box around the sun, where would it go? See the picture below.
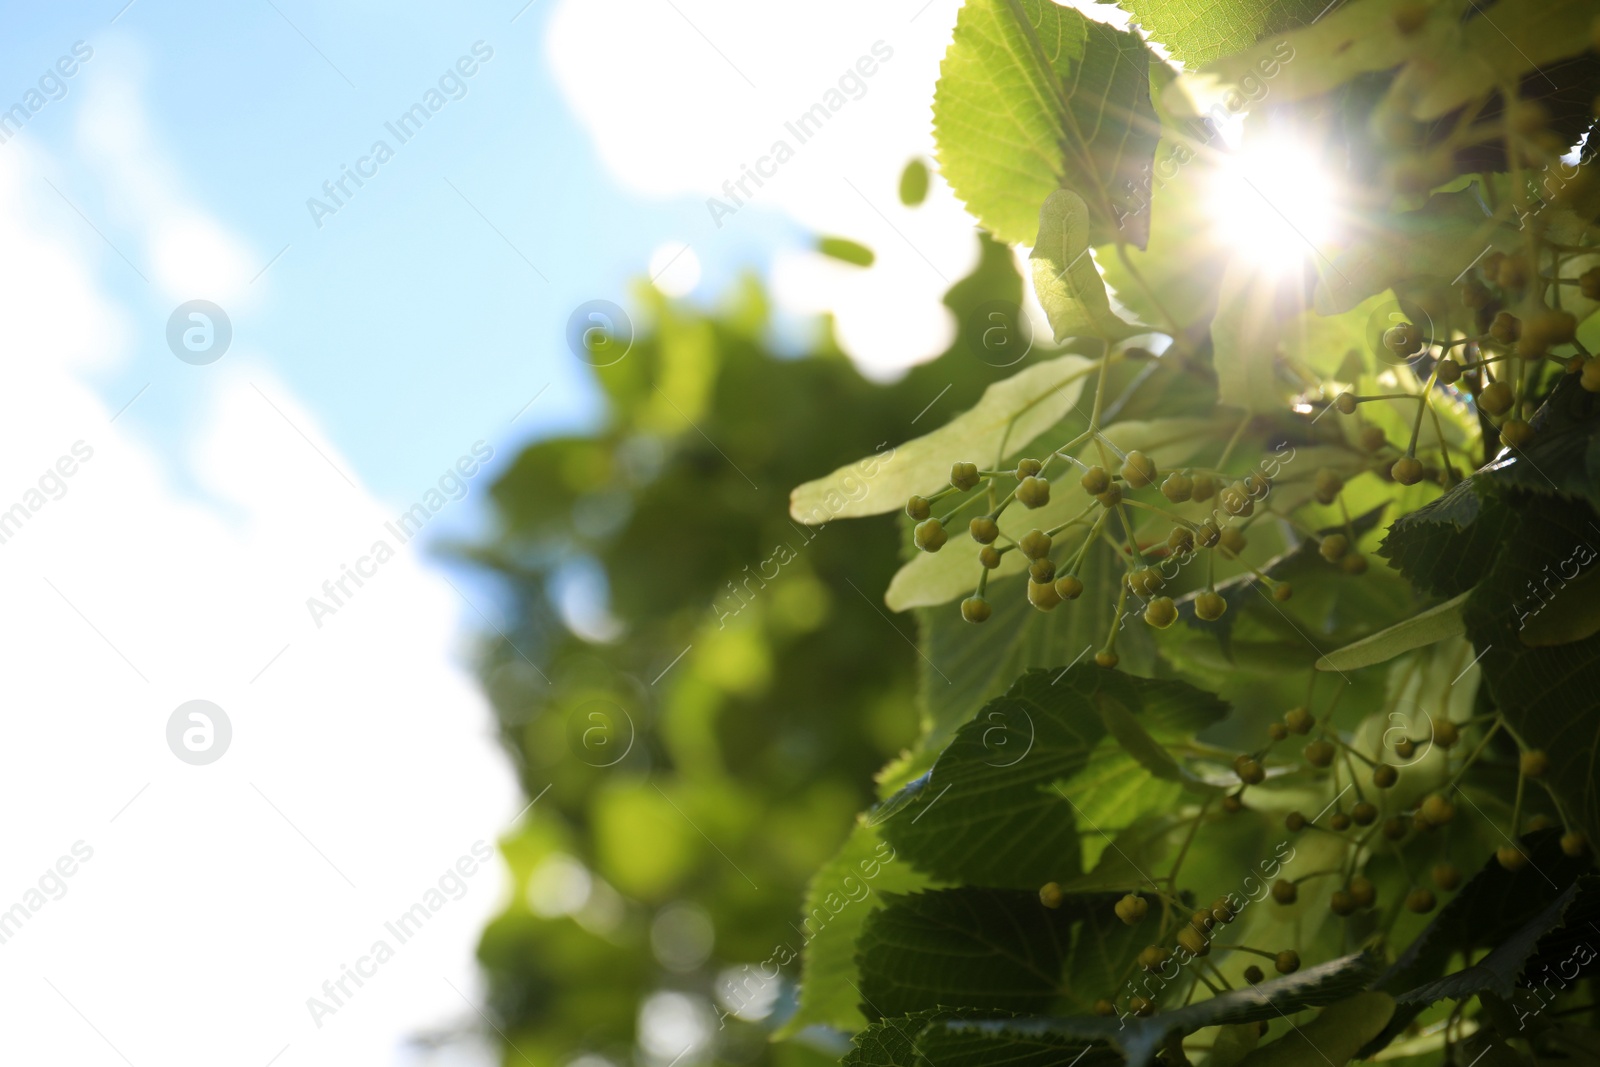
[1206,133,1340,271]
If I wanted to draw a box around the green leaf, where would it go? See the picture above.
[1094,689,1216,789]
[1520,563,1600,647]
[1235,992,1396,1067]
[911,536,1142,748]
[1176,499,1395,651]
[1211,261,1299,413]
[887,508,1088,611]
[1170,0,1575,126]
[1473,374,1600,512]
[855,888,1095,1019]
[1031,189,1140,343]
[1401,877,1594,1008]
[933,0,1160,246]
[780,822,932,1035]
[844,1011,1123,1067]
[789,353,1096,523]
[881,667,1104,887]
[1378,478,1514,599]
[844,1010,950,1067]
[887,415,1232,611]
[1115,0,1326,67]
[1462,496,1600,846]
[942,950,1383,1067]
[899,158,930,207]
[1315,590,1468,672]
[1363,829,1595,1056]
[1169,0,1407,113]
[1053,813,1190,894]
[1048,755,1186,872]
[1095,148,1228,338]
[819,236,875,267]
[879,667,1228,888]
[915,1023,1122,1067]
[1061,898,1153,1016]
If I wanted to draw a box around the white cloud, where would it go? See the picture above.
[546,1,1138,379]
[0,53,515,1067]
[546,0,981,376]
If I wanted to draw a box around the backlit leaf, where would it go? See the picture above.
[934,0,1160,245]
[1031,188,1141,343]
[1115,0,1325,67]
[790,355,1096,524]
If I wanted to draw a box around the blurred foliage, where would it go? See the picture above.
[459,219,1035,1066]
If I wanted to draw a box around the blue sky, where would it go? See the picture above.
[6,0,802,521]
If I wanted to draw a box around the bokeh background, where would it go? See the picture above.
[0,0,1124,1063]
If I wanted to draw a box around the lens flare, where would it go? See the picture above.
[1207,137,1338,270]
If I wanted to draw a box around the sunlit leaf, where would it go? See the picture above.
[934,0,1160,245]
[886,415,1234,611]
[913,541,1141,750]
[1031,189,1141,343]
[1170,0,1407,114]
[1212,260,1299,413]
[1115,0,1325,67]
[790,354,1097,523]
